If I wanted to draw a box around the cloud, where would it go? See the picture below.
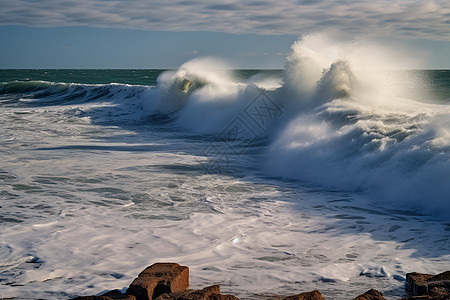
[1,0,449,41]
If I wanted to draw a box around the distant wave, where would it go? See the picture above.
[0,80,151,106]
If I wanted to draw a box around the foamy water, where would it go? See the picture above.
[0,35,449,299]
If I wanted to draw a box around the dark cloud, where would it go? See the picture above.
[0,0,449,41]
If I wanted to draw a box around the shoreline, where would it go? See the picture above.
[72,263,450,300]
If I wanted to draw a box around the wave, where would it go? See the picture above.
[142,34,450,217]
[142,58,268,134]
[0,80,151,106]
[1,35,449,217]
[265,35,450,216]
[266,99,450,215]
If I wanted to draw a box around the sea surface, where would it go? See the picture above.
[1,38,450,299]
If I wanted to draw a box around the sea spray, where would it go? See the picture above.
[142,34,450,216]
[143,57,276,134]
[266,35,450,216]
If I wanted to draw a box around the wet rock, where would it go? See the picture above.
[103,290,137,299]
[281,290,324,300]
[406,272,434,296]
[155,285,240,300]
[401,296,449,300]
[72,296,114,300]
[405,271,450,299]
[359,267,389,278]
[429,280,450,296]
[72,290,136,300]
[126,263,189,300]
[430,287,450,298]
[353,289,386,300]
[431,271,450,282]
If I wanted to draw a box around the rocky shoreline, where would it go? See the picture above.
[73,263,449,300]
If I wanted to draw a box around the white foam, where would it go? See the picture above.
[32,221,58,228]
[0,256,36,268]
[1,190,448,299]
[260,34,450,217]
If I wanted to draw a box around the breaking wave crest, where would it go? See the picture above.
[1,34,448,217]
[143,34,450,217]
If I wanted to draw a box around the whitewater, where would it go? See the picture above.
[0,35,449,299]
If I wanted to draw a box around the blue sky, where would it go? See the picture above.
[0,0,449,69]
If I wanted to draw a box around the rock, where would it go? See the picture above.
[154,285,240,300]
[407,273,435,296]
[431,271,450,282]
[281,290,324,300]
[400,297,434,300]
[72,297,114,300]
[72,290,136,300]
[126,263,189,300]
[430,286,450,298]
[354,289,386,300]
[401,296,449,300]
[102,290,137,299]
[405,271,450,299]
[428,280,450,295]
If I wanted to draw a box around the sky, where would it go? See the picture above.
[0,0,449,69]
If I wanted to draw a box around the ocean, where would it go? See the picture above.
[1,38,449,299]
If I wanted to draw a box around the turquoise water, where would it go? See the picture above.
[0,69,164,86]
[2,69,449,103]
[0,69,282,86]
